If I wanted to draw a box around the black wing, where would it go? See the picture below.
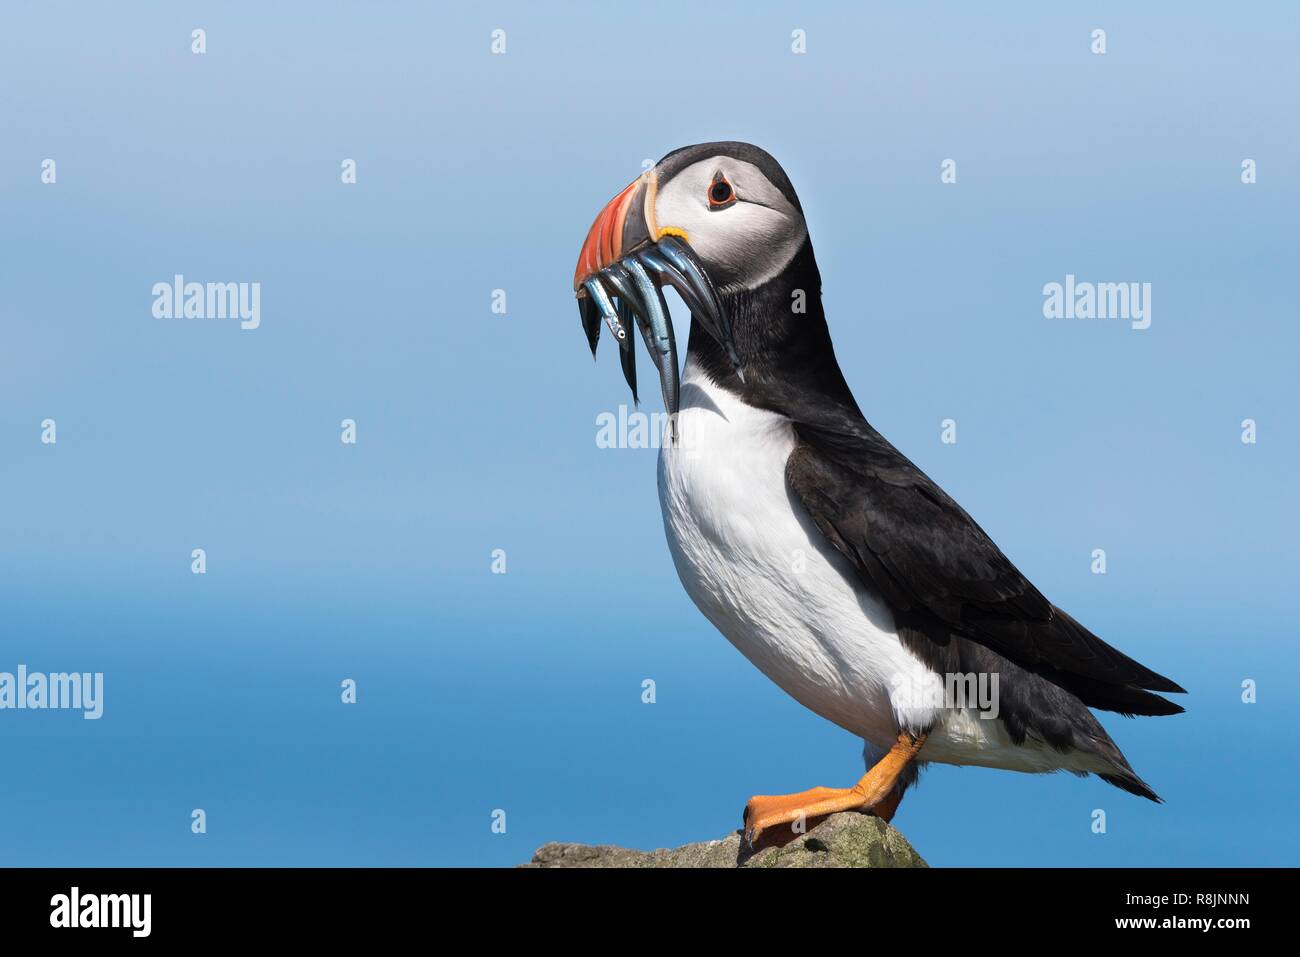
[786,420,1185,716]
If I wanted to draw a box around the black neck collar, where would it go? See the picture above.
[686,239,864,428]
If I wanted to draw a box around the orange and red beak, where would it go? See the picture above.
[573,171,659,295]
[572,164,743,419]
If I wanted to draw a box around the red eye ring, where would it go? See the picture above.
[707,174,735,209]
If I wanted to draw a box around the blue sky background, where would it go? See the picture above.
[1,1,1296,867]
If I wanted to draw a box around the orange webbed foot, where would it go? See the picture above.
[741,730,927,847]
[742,786,867,847]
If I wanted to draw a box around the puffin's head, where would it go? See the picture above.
[573,142,807,418]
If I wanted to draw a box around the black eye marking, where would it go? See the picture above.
[707,171,736,210]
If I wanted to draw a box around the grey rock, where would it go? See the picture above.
[524,812,927,868]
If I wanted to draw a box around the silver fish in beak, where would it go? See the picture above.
[573,168,742,422]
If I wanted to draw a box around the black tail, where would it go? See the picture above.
[1045,609,1187,716]
[1099,771,1163,803]
[1057,672,1186,717]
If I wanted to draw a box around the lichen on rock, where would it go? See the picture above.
[524,812,927,869]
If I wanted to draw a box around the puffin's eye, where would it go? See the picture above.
[707,173,736,210]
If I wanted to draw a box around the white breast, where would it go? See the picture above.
[655,361,1106,775]
[656,360,936,750]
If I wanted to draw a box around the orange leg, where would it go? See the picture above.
[872,786,905,823]
[743,731,926,846]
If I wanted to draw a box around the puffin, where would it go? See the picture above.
[572,142,1185,846]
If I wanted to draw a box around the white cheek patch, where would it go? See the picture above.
[655,157,807,289]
